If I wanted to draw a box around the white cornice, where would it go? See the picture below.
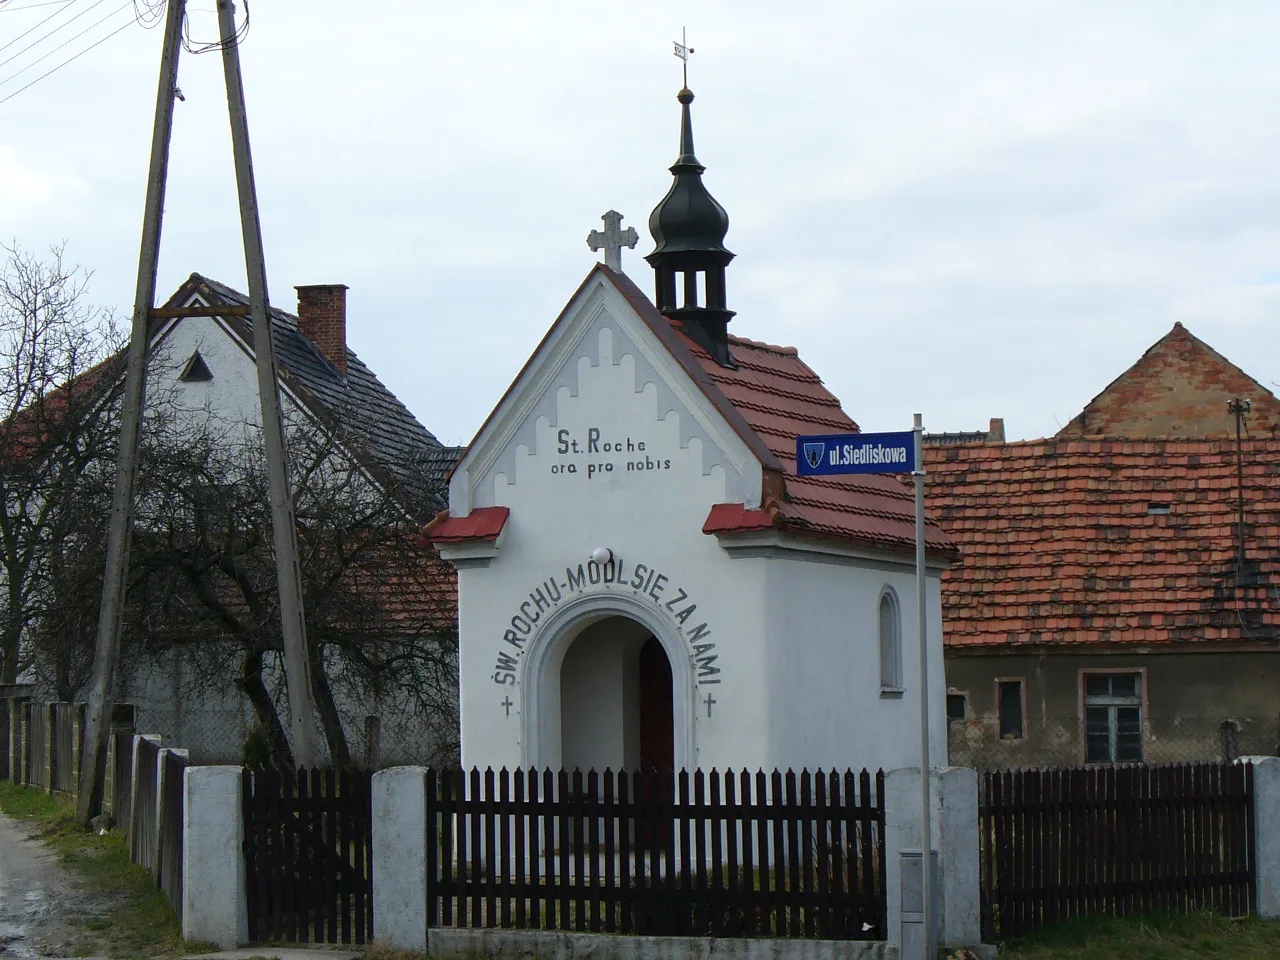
[713,528,951,574]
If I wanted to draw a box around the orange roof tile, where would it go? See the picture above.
[925,438,1280,648]
[674,324,954,557]
[435,266,954,559]
[423,506,509,544]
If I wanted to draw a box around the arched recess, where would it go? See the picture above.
[520,591,696,772]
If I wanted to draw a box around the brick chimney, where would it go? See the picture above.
[295,284,348,376]
[988,417,1006,442]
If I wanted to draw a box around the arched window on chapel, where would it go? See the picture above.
[879,587,903,694]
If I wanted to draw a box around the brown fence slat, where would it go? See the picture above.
[500,768,513,929]
[239,765,374,947]
[485,767,498,930]
[399,766,886,942]
[978,761,1257,940]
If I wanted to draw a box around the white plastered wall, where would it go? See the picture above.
[453,279,770,775]
[763,551,948,773]
[451,273,950,780]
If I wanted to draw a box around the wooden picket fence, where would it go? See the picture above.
[158,748,188,918]
[110,730,134,831]
[5,700,85,792]
[981,762,1255,940]
[0,704,185,921]
[131,737,160,870]
[427,767,886,940]
[241,766,375,945]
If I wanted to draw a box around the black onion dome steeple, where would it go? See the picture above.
[646,87,736,367]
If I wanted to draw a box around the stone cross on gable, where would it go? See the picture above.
[586,210,639,273]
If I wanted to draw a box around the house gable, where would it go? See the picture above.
[448,267,764,518]
[152,274,456,517]
[1057,322,1280,438]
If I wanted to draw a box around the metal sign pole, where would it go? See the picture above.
[913,412,934,960]
[793,420,935,956]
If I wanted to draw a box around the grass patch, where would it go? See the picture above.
[0,779,202,958]
[999,911,1280,959]
[362,943,427,960]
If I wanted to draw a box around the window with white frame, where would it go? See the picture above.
[1084,673,1143,763]
[878,588,902,693]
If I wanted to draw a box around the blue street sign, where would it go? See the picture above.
[795,431,916,476]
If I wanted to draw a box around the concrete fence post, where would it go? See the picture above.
[7,693,31,782]
[1252,757,1280,919]
[0,684,31,778]
[71,703,87,803]
[938,766,982,947]
[1,701,11,788]
[885,766,985,953]
[128,735,161,856]
[44,702,56,795]
[372,766,429,951]
[182,766,247,948]
[884,767,921,952]
[18,702,30,785]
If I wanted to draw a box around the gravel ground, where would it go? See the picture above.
[0,809,126,958]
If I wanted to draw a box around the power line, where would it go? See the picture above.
[0,0,80,53]
[131,0,164,29]
[181,0,244,53]
[0,13,129,104]
[0,0,118,68]
[0,0,132,83]
[0,1,77,14]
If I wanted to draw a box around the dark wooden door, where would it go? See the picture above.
[639,636,673,773]
[636,636,675,910]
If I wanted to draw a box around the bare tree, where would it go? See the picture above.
[2,246,458,767]
[0,243,121,686]
[125,407,458,768]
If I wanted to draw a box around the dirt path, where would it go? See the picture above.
[0,810,125,958]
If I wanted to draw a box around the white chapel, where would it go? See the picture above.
[427,85,955,777]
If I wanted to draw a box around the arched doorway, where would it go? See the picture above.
[558,615,674,773]
[521,593,694,772]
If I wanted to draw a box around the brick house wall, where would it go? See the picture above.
[1057,322,1280,438]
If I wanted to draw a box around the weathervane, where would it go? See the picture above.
[587,210,639,272]
[673,26,694,88]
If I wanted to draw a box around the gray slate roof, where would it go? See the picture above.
[171,274,460,516]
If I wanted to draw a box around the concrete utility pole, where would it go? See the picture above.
[78,0,187,826]
[79,0,324,823]
[217,0,322,768]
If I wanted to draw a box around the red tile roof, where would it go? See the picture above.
[674,324,954,557]
[925,438,1280,648]
[422,506,509,544]
[430,266,954,559]
[702,502,776,534]
[1,354,120,466]
[605,267,952,557]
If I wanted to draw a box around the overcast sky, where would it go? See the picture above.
[5,2,1280,446]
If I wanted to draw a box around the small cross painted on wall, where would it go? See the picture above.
[703,692,717,718]
[501,696,514,717]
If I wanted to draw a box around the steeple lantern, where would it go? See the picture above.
[646,87,737,367]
